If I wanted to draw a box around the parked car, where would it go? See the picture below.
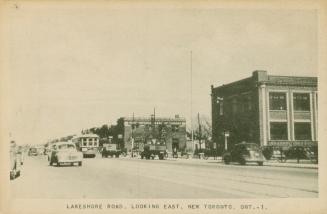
[48,142,83,166]
[28,147,38,156]
[285,146,317,163]
[223,142,265,166]
[10,141,21,180]
[102,143,122,158]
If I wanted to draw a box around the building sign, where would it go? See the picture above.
[224,131,230,137]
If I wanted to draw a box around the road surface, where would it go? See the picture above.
[11,155,318,198]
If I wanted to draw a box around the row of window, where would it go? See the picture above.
[217,92,313,116]
[218,95,253,116]
[269,92,311,111]
[136,124,181,132]
[82,142,98,147]
[80,138,98,142]
[270,122,311,140]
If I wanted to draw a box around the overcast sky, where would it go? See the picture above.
[5,4,317,145]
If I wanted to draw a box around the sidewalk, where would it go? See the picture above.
[167,156,318,169]
[122,154,318,169]
[263,159,318,169]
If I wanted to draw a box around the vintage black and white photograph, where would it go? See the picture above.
[1,1,326,214]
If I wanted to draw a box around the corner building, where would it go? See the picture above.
[211,70,317,151]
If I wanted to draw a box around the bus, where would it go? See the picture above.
[72,134,99,158]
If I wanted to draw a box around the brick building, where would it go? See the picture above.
[116,115,187,153]
[211,70,317,151]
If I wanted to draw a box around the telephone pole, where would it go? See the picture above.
[190,51,194,151]
[131,112,134,156]
[198,112,202,150]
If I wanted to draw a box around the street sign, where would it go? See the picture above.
[224,131,230,137]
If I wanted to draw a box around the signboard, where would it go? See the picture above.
[104,144,117,151]
[224,131,230,137]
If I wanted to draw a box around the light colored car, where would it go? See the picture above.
[48,142,83,166]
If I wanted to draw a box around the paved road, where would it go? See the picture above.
[11,155,318,198]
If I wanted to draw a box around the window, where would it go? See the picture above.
[219,102,223,115]
[172,125,179,132]
[270,122,288,140]
[88,141,93,146]
[246,96,253,111]
[294,122,311,140]
[216,97,224,115]
[293,93,310,111]
[58,144,75,150]
[269,92,287,110]
[232,98,237,113]
[83,142,87,146]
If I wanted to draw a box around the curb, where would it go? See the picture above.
[169,158,319,169]
[119,156,318,169]
[263,163,318,169]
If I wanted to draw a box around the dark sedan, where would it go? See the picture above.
[223,142,265,166]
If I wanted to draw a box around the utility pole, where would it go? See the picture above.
[151,107,156,141]
[152,107,157,139]
[153,107,156,134]
[190,51,194,152]
[131,112,134,157]
[198,112,202,150]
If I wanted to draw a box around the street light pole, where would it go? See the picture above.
[224,130,229,151]
[190,51,194,152]
[131,112,134,157]
[198,112,201,150]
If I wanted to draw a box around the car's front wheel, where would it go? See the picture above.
[10,169,16,180]
[239,158,246,165]
[257,161,263,166]
[223,155,231,164]
[78,161,82,166]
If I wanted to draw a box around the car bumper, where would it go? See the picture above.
[245,158,265,162]
[58,159,82,163]
[82,150,97,155]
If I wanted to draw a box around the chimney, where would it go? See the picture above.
[252,70,268,82]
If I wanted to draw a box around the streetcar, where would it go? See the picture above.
[72,134,99,158]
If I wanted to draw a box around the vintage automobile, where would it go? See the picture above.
[28,147,38,156]
[284,146,317,163]
[223,142,265,166]
[102,143,122,158]
[140,138,167,160]
[48,142,83,166]
[10,141,21,180]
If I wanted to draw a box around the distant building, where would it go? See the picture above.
[211,70,318,151]
[117,115,187,153]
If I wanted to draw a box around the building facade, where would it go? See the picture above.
[211,70,318,151]
[117,115,187,153]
